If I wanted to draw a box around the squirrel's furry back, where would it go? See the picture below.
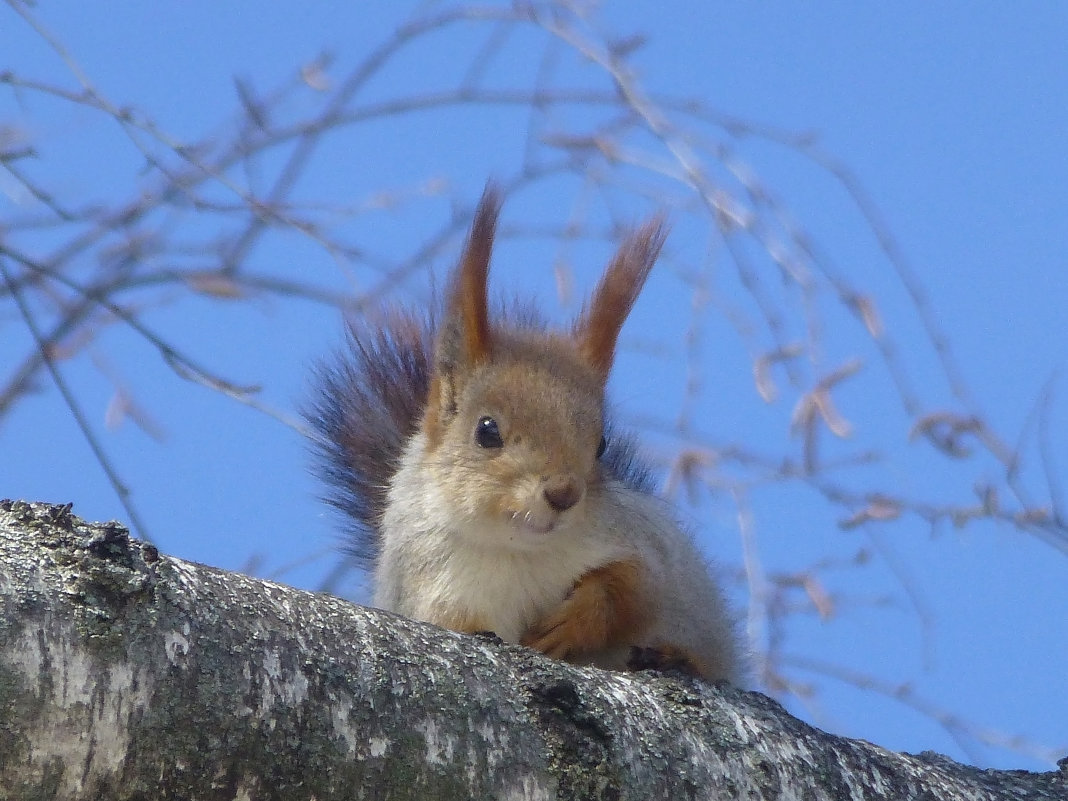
[307,303,655,571]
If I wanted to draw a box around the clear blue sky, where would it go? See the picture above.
[2,2,1065,771]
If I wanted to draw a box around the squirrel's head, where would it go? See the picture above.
[422,184,667,545]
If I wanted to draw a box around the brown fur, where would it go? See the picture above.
[521,559,649,659]
[575,217,667,380]
[430,185,501,443]
[421,374,444,447]
[455,185,499,366]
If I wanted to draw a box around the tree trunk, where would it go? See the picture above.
[0,500,1063,800]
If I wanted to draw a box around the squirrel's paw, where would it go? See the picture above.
[520,574,616,659]
[521,595,608,659]
[522,559,646,660]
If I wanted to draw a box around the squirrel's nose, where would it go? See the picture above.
[543,475,582,512]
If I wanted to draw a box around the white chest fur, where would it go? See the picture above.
[378,515,622,642]
[409,521,619,642]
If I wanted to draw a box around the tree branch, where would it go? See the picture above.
[1,500,1063,800]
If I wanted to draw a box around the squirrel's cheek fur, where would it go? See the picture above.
[428,448,590,546]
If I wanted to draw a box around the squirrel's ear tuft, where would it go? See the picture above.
[439,184,501,372]
[575,216,668,381]
[427,185,501,440]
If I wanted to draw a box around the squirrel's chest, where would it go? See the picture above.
[392,525,619,644]
[442,550,576,641]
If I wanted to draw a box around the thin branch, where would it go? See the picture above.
[0,255,152,540]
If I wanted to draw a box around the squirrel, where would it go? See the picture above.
[308,185,740,683]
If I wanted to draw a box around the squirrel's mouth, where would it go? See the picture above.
[508,509,557,534]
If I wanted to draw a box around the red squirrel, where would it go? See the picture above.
[309,185,740,682]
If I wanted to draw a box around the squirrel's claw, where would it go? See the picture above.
[521,593,610,660]
[521,612,581,659]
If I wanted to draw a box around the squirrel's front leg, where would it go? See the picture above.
[521,559,648,659]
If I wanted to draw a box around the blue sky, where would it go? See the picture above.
[2,2,1066,771]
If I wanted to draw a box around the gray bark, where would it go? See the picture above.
[0,499,1064,800]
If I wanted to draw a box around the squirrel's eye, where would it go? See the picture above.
[475,416,504,449]
[596,435,608,458]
